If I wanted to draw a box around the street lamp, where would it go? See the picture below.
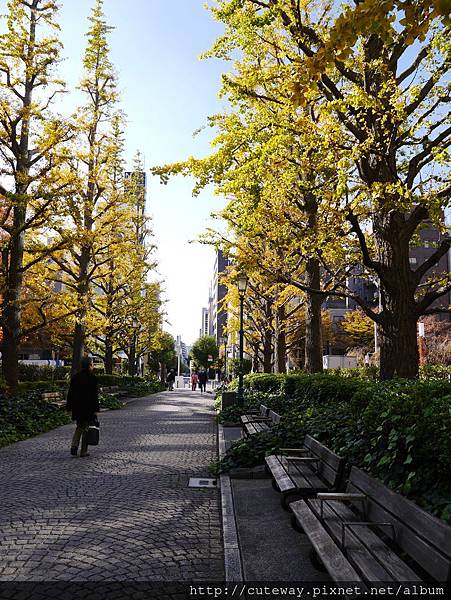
[237,273,248,405]
[131,318,139,378]
[219,335,227,380]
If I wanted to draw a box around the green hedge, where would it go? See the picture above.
[217,373,451,522]
[17,380,67,392]
[96,373,143,386]
[15,364,71,382]
[0,392,71,447]
[100,393,124,410]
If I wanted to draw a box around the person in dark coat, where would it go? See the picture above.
[198,370,208,393]
[66,357,100,457]
[166,368,176,391]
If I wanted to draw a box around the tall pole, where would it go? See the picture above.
[223,339,227,379]
[132,331,136,381]
[237,294,244,405]
[176,335,181,378]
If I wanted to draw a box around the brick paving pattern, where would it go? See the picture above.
[0,390,223,583]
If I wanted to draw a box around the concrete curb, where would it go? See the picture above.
[218,423,244,582]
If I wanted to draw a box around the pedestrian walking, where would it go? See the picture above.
[198,370,208,393]
[191,371,199,391]
[166,368,176,391]
[66,357,100,457]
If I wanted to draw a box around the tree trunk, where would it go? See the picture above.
[263,329,273,373]
[1,206,25,391]
[304,258,323,373]
[104,339,114,374]
[1,6,36,391]
[2,327,19,392]
[276,305,287,373]
[72,322,85,376]
[71,247,90,376]
[371,208,420,379]
[160,362,166,384]
[252,344,259,372]
[379,311,418,379]
[262,299,273,373]
[128,343,135,376]
[378,244,419,379]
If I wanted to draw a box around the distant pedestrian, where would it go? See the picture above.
[66,357,100,457]
[198,370,208,393]
[191,371,199,391]
[166,368,176,391]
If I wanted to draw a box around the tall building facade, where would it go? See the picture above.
[200,250,230,343]
[209,250,229,342]
[200,307,210,338]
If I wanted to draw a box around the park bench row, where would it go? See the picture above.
[241,403,280,436]
[240,403,451,588]
[41,385,128,408]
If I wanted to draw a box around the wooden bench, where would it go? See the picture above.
[243,409,280,437]
[41,391,65,408]
[240,404,270,427]
[100,385,128,398]
[265,435,345,510]
[291,466,451,584]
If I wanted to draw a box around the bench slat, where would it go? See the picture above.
[347,478,451,581]
[304,435,344,487]
[244,423,258,436]
[309,499,420,582]
[291,500,364,584]
[282,458,326,491]
[265,456,296,493]
[282,452,339,491]
[253,422,269,432]
[350,467,451,556]
[243,409,280,436]
[268,410,280,424]
[241,404,269,426]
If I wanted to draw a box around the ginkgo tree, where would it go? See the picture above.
[153,101,358,374]
[0,0,72,390]
[207,0,450,379]
[49,0,121,375]
[155,0,450,380]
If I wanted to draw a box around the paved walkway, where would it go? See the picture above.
[0,390,223,582]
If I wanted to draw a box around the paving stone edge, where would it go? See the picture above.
[218,423,244,582]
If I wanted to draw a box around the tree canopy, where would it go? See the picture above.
[191,335,219,370]
[153,0,450,380]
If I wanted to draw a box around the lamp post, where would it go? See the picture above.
[219,335,227,380]
[237,273,248,405]
[131,318,138,379]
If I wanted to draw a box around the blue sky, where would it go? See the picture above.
[57,0,229,345]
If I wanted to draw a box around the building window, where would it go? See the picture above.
[409,257,417,265]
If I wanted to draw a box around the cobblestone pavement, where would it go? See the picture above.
[0,390,223,583]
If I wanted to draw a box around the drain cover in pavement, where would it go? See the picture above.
[188,477,217,488]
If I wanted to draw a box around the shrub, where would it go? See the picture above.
[15,364,71,382]
[96,374,142,386]
[420,364,451,380]
[217,372,451,522]
[211,421,303,475]
[0,392,71,448]
[17,380,67,392]
[100,393,124,410]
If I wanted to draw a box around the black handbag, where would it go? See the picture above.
[86,416,100,446]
